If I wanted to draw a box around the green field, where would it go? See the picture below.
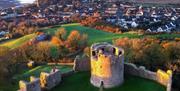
[51,71,166,91]
[0,23,180,48]
[44,23,141,44]
[43,23,180,45]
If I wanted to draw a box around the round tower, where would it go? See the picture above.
[90,42,124,88]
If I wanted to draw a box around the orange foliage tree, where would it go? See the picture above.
[65,30,87,52]
[51,36,64,46]
[55,28,66,40]
[80,16,99,27]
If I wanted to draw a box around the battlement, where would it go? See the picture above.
[91,42,124,59]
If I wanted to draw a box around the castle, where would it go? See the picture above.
[18,42,173,91]
[90,42,124,88]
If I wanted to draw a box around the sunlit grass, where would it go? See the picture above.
[14,65,73,81]
[0,34,36,49]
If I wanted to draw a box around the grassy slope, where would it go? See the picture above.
[51,72,166,91]
[43,23,180,45]
[0,34,36,49]
[44,24,141,45]
[0,23,180,48]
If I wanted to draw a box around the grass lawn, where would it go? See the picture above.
[51,71,166,91]
[14,65,73,81]
[0,34,36,49]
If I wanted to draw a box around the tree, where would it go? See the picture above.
[66,30,81,51]
[114,37,168,71]
[78,34,88,48]
[51,36,64,46]
[0,46,10,57]
[163,42,180,60]
[0,59,9,81]
[55,28,66,40]
[142,43,167,70]
[26,42,51,62]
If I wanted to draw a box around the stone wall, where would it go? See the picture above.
[124,63,156,81]
[40,69,61,90]
[73,55,90,71]
[18,69,61,91]
[124,63,172,91]
[18,76,41,91]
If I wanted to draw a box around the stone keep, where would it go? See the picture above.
[90,42,124,88]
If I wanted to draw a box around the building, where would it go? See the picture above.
[90,42,124,88]
[118,0,180,4]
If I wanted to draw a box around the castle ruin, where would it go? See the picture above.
[18,42,172,91]
[19,76,41,91]
[18,69,61,91]
[90,42,124,88]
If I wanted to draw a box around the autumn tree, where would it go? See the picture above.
[114,37,168,70]
[65,30,88,52]
[0,46,10,57]
[163,42,180,60]
[66,30,81,51]
[55,28,66,40]
[142,43,167,70]
[24,42,51,62]
[80,16,100,27]
[51,36,64,46]
[75,33,88,49]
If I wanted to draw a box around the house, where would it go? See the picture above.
[36,34,48,41]
[157,27,164,32]
[131,21,138,28]
[0,31,9,36]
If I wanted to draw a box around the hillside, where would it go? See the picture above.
[43,23,180,44]
[0,23,180,49]
[0,34,36,49]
